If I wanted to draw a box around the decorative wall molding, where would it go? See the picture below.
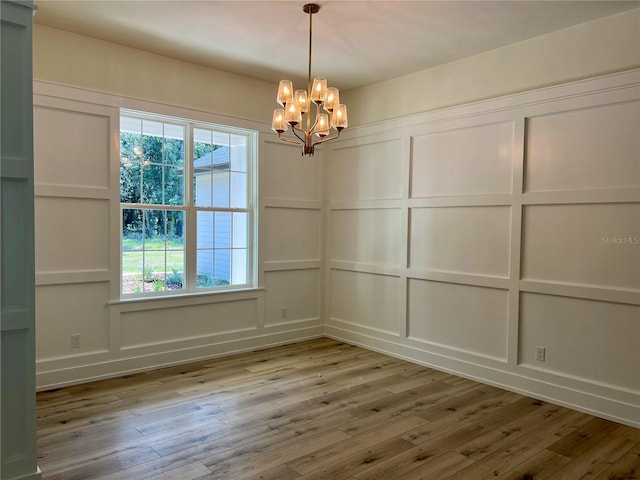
[325,68,640,427]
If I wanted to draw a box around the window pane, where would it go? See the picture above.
[193,128,212,145]
[164,166,184,205]
[121,116,142,135]
[143,250,165,292]
[214,249,231,286]
[197,211,214,249]
[215,212,231,248]
[213,171,229,208]
[142,163,164,204]
[166,251,184,291]
[166,210,185,247]
[230,172,247,209]
[193,168,212,207]
[142,133,163,164]
[120,130,142,204]
[197,249,214,287]
[122,209,143,246]
[194,131,214,207]
[144,209,166,249]
[212,131,230,148]
[164,126,185,166]
[122,251,143,294]
[166,210,185,291]
[232,249,247,285]
[232,212,247,248]
[120,159,141,203]
[230,134,247,172]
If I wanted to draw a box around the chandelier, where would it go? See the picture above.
[271,3,348,156]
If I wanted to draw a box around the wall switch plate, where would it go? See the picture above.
[71,334,81,349]
[535,346,545,362]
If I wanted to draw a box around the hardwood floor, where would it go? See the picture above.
[36,338,639,480]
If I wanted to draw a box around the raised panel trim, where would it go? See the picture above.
[520,279,640,306]
[35,270,110,286]
[262,317,322,329]
[523,189,640,205]
[328,317,400,338]
[406,335,509,364]
[35,184,110,200]
[331,199,404,210]
[121,326,257,351]
[408,194,513,207]
[0,313,30,332]
[1,156,31,179]
[407,268,511,289]
[329,261,402,277]
[263,260,321,271]
[263,198,321,210]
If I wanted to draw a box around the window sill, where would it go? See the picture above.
[108,287,264,306]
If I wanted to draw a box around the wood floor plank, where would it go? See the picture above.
[593,440,640,480]
[294,437,416,480]
[36,338,638,480]
[546,435,637,480]
[489,448,571,480]
[288,415,428,475]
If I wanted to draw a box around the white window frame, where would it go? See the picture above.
[119,108,258,299]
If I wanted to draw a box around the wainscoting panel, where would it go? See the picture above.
[525,100,640,193]
[330,208,403,267]
[34,105,110,189]
[263,207,321,262]
[35,282,110,360]
[262,140,320,202]
[120,298,258,349]
[519,292,640,390]
[329,269,401,336]
[522,203,640,289]
[409,206,511,277]
[407,279,509,361]
[34,197,110,273]
[264,269,319,326]
[411,121,514,197]
[327,136,404,201]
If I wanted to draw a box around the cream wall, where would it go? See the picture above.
[344,8,640,125]
[33,24,275,123]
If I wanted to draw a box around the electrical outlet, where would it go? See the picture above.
[281,307,288,319]
[535,346,545,362]
[71,334,81,349]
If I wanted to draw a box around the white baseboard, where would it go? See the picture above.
[325,326,640,428]
[36,327,323,391]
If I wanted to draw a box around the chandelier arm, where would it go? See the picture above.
[311,129,341,147]
[277,133,305,146]
[289,125,307,144]
[309,112,320,133]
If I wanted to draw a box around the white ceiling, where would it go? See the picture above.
[34,0,639,91]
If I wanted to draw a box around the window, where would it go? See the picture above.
[120,111,256,297]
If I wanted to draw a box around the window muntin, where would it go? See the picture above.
[120,112,255,297]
